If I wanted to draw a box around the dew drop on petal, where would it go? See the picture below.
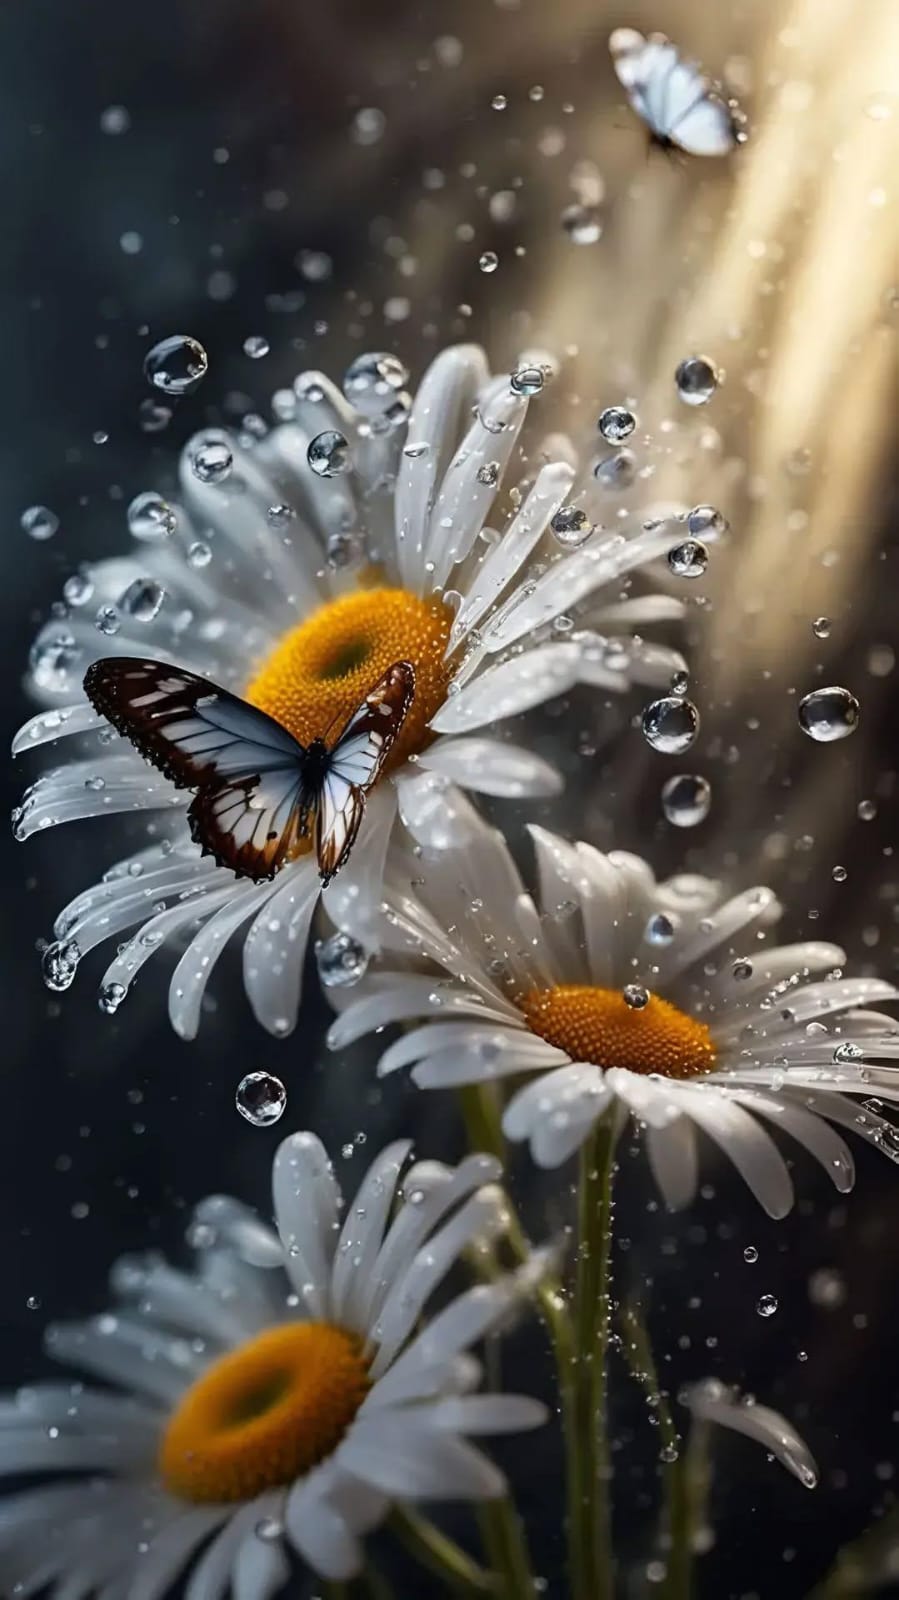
[644,912,676,946]
[128,492,177,542]
[623,983,650,1010]
[143,335,208,397]
[21,505,59,542]
[598,406,636,443]
[307,430,351,478]
[476,461,500,487]
[343,352,410,418]
[550,505,592,548]
[41,939,81,992]
[510,365,545,397]
[95,605,121,637]
[667,539,709,579]
[188,541,213,569]
[254,1517,284,1543]
[661,773,711,826]
[757,1294,778,1318]
[190,435,233,485]
[29,632,82,694]
[675,355,719,406]
[798,686,860,742]
[119,578,165,622]
[687,504,727,538]
[642,697,701,756]
[235,1072,287,1127]
[315,931,370,990]
[594,450,636,490]
[98,982,126,1015]
[63,573,94,608]
[732,959,753,980]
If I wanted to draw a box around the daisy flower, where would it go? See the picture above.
[683,1379,818,1489]
[328,815,899,1215]
[0,1131,547,1594]
[13,344,686,1038]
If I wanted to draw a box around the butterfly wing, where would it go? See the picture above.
[668,90,737,156]
[609,29,736,155]
[83,657,309,881]
[315,660,416,885]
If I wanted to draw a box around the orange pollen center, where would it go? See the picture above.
[159,1322,370,1503]
[245,585,454,769]
[520,985,715,1080]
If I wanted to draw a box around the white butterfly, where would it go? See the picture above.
[610,29,743,157]
[83,657,416,885]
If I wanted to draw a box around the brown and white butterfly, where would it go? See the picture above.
[83,657,416,885]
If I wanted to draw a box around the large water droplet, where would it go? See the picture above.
[687,504,727,538]
[642,697,701,755]
[798,686,860,743]
[119,578,165,622]
[644,912,676,947]
[675,355,719,406]
[550,505,592,548]
[594,450,636,490]
[598,406,636,443]
[189,434,233,485]
[307,430,350,478]
[478,251,499,273]
[235,1072,287,1127]
[756,1293,778,1318]
[21,505,59,542]
[315,931,370,990]
[667,539,708,580]
[143,335,208,397]
[623,983,650,1010]
[343,352,410,417]
[128,492,176,542]
[510,365,545,397]
[661,773,711,826]
[42,939,81,992]
[98,981,126,1015]
[63,573,94,608]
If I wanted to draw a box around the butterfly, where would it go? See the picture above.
[83,656,416,886]
[609,29,743,157]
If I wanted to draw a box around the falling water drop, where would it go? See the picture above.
[143,335,208,397]
[235,1072,287,1127]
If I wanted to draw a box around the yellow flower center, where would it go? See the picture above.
[245,586,454,767]
[159,1322,370,1502]
[520,985,715,1080]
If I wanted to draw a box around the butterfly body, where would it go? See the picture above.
[84,657,415,887]
[610,28,742,158]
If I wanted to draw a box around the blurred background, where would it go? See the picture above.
[0,0,897,1593]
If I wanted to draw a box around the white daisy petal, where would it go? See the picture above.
[430,643,582,735]
[283,1483,363,1580]
[331,1141,411,1331]
[675,1089,794,1218]
[424,382,529,591]
[241,863,320,1036]
[233,1522,290,1600]
[415,1395,549,1434]
[169,883,278,1040]
[645,1117,700,1211]
[417,736,562,798]
[129,1508,230,1600]
[376,1020,536,1080]
[394,344,489,591]
[684,1380,818,1489]
[12,702,104,756]
[340,1415,505,1501]
[184,1499,278,1600]
[725,1090,855,1192]
[271,1132,341,1318]
[412,1035,561,1091]
[503,1063,612,1168]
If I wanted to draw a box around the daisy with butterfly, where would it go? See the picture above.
[13,344,687,1037]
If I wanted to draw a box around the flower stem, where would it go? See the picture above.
[477,1496,537,1598]
[618,1299,691,1598]
[389,1507,495,1595]
[569,1114,616,1600]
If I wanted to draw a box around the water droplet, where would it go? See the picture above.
[190,435,233,485]
[95,604,121,637]
[29,632,82,694]
[119,578,165,622]
[756,1294,778,1318]
[143,335,208,397]
[307,430,350,478]
[687,505,727,538]
[744,1245,759,1263]
[41,939,81,992]
[832,864,847,883]
[315,931,370,990]
[659,1443,679,1464]
[675,355,719,406]
[342,352,410,419]
[642,697,701,756]
[98,982,126,1015]
[479,251,499,273]
[255,1517,284,1543]
[550,505,592,548]
[623,983,649,1010]
[187,541,212,569]
[235,1072,287,1127]
[267,504,295,530]
[667,539,708,579]
[510,365,545,397]
[732,959,753,981]
[476,461,500,488]
[491,93,507,110]
[645,912,676,946]
[326,532,361,570]
[138,398,172,434]
[598,406,636,443]
[100,105,130,135]
[561,203,602,244]
[858,799,877,821]
[798,686,860,743]
[812,616,831,639]
[661,773,710,826]
[808,1267,845,1308]
[63,573,94,608]
[128,491,176,542]
[21,505,59,542]
[594,450,636,490]
[243,335,269,360]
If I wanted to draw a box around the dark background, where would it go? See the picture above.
[0,0,897,1594]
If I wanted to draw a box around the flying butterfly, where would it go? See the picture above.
[83,656,416,886]
[609,29,744,158]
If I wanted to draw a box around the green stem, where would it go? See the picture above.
[389,1507,495,1595]
[360,1561,398,1600]
[618,1301,690,1600]
[569,1115,616,1600]
[477,1497,537,1598]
